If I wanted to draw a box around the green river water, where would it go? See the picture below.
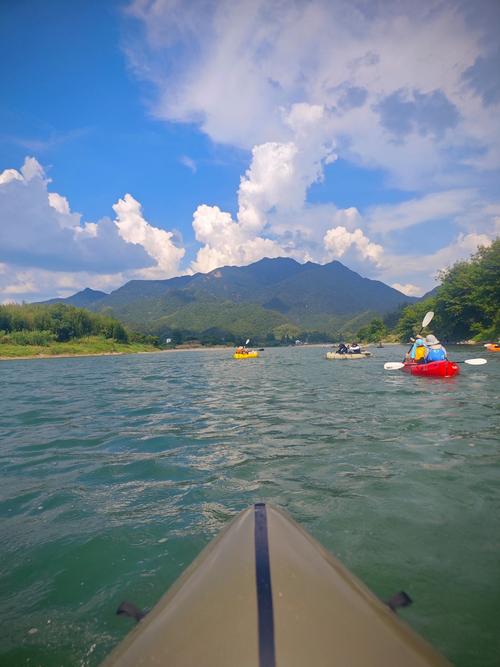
[0,345,499,666]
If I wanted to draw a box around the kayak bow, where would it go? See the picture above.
[101,504,451,667]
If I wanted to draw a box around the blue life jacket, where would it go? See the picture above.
[426,347,446,361]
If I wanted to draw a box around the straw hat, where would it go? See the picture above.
[425,334,440,346]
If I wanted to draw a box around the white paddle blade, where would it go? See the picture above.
[245,339,250,345]
[421,311,434,328]
[384,362,404,370]
[464,358,487,365]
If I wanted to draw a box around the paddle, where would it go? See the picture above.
[404,311,435,356]
[421,311,434,328]
[384,358,487,370]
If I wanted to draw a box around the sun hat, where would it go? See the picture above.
[425,334,440,346]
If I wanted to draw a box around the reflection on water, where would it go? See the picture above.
[0,346,499,666]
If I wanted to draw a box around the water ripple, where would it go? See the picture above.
[0,347,499,666]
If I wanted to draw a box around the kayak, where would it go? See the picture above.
[485,343,500,352]
[402,360,460,378]
[101,504,451,667]
[233,351,259,359]
[326,351,371,360]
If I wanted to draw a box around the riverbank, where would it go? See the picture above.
[0,337,159,360]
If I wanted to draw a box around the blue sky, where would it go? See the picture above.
[1,0,499,301]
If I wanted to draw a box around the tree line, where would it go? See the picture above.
[2,239,497,348]
[358,239,499,343]
[0,303,157,346]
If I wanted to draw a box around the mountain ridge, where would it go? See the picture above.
[37,257,417,337]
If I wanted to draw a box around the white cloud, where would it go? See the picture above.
[378,233,494,291]
[391,283,424,297]
[0,168,23,185]
[180,155,197,173]
[191,204,283,273]
[191,102,338,269]
[113,193,185,278]
[324,226,383,266]
[0,158,154,273]
[124,0,500,293]
[0,157,187,300]
[368,190,479,234]
[0,267,129,303]
[125,0,500,187]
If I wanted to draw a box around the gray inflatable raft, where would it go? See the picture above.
[101,504,451,667]
[326,351,372,359]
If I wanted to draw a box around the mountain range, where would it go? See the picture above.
[40,257,417,338]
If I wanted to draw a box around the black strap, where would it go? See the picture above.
[254,503,276,667]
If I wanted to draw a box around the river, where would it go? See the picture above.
[0,345,499,666]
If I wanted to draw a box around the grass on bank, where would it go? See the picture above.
[0,336,159,358]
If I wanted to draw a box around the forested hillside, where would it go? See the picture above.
[38,257,415,341]
[389,239,499,342]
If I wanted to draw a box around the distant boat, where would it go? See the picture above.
[325,351,371,360]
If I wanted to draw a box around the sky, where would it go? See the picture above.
[1,0,499,302]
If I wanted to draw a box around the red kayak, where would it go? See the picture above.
[402,360,460,378]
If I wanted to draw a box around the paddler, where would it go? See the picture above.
[424,334,447,361]
[406,336,427,363]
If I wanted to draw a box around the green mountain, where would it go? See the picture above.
[42,287,108,308]
[39,257,416,338]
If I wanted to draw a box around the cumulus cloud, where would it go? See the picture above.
[0,157,186,300]
[190,103,338,271]
[0,158,154,273]
[113,193,185,278]
[324,226,383,266]
[191,204,283,273]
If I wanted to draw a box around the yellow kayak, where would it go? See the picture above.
[233,351,259,359]
[101,504,451,667]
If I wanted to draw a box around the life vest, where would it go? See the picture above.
[426,347,446,361]
[414,345,427,361]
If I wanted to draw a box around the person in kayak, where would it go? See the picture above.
[348,342,361,354]
[424,334,447,361]
[406,336,427,363]
[336,342,349,354]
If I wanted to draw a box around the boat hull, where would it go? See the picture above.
[326,351,371,360]
[485,344,500,352]
[101,504,451,667]
[233,351,259,359]
[402,361,460,377]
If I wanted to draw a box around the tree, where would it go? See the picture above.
[273,323,300,343]
[357,318,388,343]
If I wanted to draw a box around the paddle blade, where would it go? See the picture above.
[421,311,434,328]
[245,339,250,345]
[464,358,487,365]
[384,362,404,370]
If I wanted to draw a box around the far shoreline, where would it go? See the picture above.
[1,340,482,362]
[0,343,334,361]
